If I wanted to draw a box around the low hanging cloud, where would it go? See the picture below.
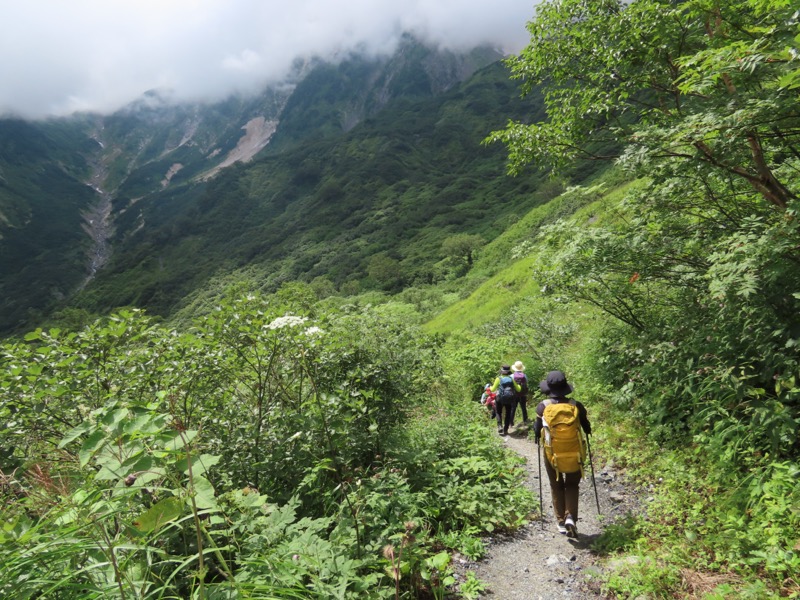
[2,0,535,120]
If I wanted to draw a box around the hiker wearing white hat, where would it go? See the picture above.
[511,361,530,425]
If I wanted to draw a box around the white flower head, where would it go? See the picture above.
[304,326,323,336]
[266,315,308,330]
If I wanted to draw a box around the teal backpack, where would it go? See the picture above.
[496,376,516,405]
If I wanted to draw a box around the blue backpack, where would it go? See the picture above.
[496,375,516,405]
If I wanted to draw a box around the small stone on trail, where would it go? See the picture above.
[609,491,626,503]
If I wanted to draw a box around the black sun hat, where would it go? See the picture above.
[539,370,573,397]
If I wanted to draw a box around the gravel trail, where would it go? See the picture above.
[452,422,638,599]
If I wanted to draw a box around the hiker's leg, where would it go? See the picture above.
[544,460,566,522]
[519,399,528,422]
[564,471,582,522]
[503,401,515,433]
[496,405,503,428]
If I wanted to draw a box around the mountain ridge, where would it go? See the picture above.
[0,39,539,335]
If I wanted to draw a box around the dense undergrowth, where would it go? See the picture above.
[0,301,533,599]
[588,416,800,599]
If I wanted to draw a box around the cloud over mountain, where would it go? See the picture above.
[2,0,534,119]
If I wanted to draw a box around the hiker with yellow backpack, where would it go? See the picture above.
[533,370,592,537]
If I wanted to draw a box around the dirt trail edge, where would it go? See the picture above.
[452,423,639,599]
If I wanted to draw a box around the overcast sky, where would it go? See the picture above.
[1,1,535,120]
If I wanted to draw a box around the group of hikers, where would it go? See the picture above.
[479,363,592,538]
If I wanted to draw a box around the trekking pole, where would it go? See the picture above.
[585,434,601,515]
[537,439,544,530]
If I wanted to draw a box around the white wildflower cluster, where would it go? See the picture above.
[304,326,323,336]
[511,240,534,260]
[266,315,308,330]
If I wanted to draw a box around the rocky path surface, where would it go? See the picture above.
[453,423,638,599]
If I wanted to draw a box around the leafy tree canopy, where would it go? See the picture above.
[488,0,800,209]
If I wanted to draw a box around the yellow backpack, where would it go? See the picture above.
[541,399,586,480]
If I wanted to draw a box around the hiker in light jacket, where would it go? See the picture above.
[490,365,521,436]
[533,370,591,538]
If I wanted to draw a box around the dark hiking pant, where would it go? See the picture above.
[512,397,528,423]
[543,459,582,523]
[496,400,516,434]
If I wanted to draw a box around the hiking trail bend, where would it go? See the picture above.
[452,424,639,599]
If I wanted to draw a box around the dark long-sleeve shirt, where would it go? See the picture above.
[533,397,591,440]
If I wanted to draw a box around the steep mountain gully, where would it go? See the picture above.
[451,421,642,599]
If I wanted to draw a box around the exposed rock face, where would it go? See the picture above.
[201,116,279,180]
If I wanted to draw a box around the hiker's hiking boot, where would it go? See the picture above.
[557,521,567,535]
[565,516,578,538]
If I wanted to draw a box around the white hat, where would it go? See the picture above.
[512,361,525,372]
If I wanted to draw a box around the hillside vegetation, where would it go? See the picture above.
[1,0,799,598]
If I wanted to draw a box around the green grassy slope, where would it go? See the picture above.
[425,175,639,334]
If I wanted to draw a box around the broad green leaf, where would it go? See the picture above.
[79,429,107,468]
[161,429,199,451]
[190,475,218,511]
[54,507,79,526]
[59,422,91,449]
[175,453,221,476]
[134,466,166,486]
[124,412,167,436]
[131,497,184,533]
[102,407,129,429]
[96,464,125,481]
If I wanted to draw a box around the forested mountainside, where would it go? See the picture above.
[73,59,553,322]
[0,119,98,330]
[0,38,525,335]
